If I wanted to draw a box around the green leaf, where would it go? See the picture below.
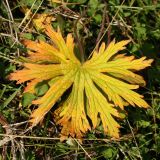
[100,147,116,159]
[94,14,102,23]
[35,81,49,96]
[21,33,34,40]
[37,35,46,41]
[22,92,36,107]
[138,120,150,128]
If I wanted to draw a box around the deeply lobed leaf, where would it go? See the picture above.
[10,25,153,139]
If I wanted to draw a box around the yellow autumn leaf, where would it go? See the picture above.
[10,25,153,139]
[20,6,55,31]
[32,13,55,31]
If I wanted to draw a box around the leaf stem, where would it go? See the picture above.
[74,18,85,63]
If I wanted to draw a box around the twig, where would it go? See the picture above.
[0,113,16,159]
[3,0,20,56]
[0,33,21,44]
[6,121,28,128]
[0,132,135,142]
[0,114,9,160]
[127,119,142,160]
[2,0,13,37]
[105,3,111,46]
[0,53,22,64]
[18,0,37,28]
[2,144,7,160]
[73,138,92,159]
[117,143,129,159]
[11,140,16,160]
[88,0,126,59]
[52,5,83,21]
[96,3,106,50]
[0,16,14,23]
[18,140,25,160]
[20,0,44,33]
[4,0,18,42]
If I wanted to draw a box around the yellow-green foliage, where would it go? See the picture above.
[10,25,153,139]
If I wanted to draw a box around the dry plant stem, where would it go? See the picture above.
[0,114,8,160]
[20,0,44,33]
[118,14,133,34]
[0,120,29,159]
[0,33,21,44]
[0,114,16,159]
[88,0,126,59]
[105,4,111,46]
[0,16,14,23]
[53,5,81,20]
[73,138,92,159]
[7,121,28,128]
[18,0,37,28]
[19,140,25,160]
[96,3,106,50]
[117,143,129,159]
[0,53,22,65]
[2,0,13,37]
[127,119,142,160]
[116,14,137,44]
[11,140,16,160]
[13,139,25,160]
[2,145,7,160]
[0,132,135,142]
[4,0,20,56]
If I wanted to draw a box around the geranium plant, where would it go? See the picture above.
[10,25,153,139]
